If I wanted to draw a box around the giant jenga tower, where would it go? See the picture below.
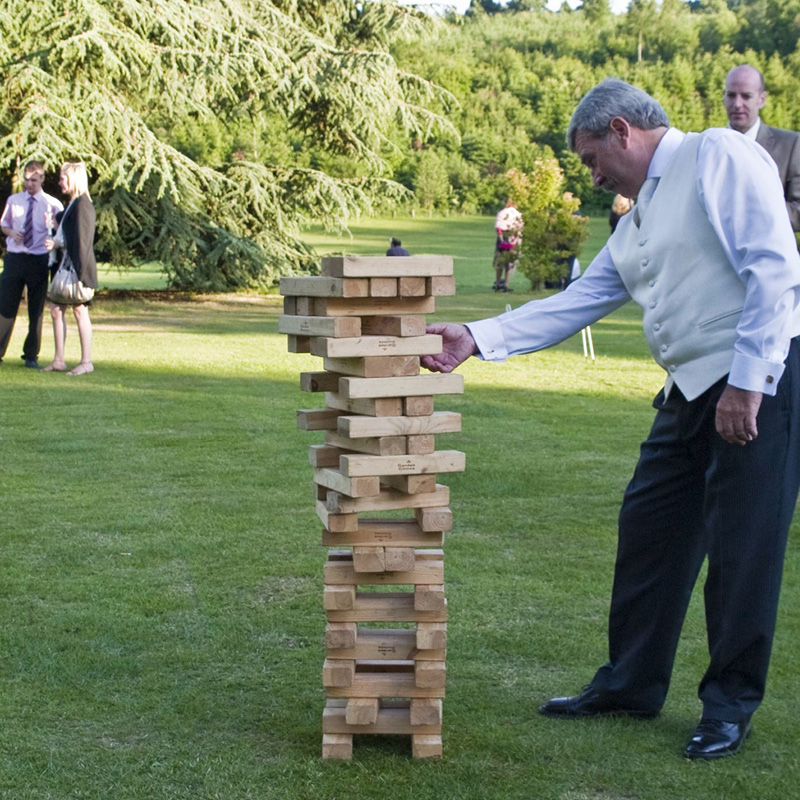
[279,255,465,759]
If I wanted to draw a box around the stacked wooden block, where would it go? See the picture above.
[280,255,465,760]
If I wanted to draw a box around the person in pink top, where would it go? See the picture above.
[492,199,523,293]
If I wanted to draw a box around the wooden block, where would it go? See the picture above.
[416,622,447,651]
[326,671,444,699]
[412,734,442,759]
[360,315,427,337]
[381,474,438,494]
[325,484,449,514]
[415,660,446,689]
[324,585,356,610]
[407,434,435,455]
[313,297,434,318]
[297,408,342,431]
[352,546,385,573]
[325,392,404,418]
[315,483,328,502]
[321,255,453,278]
[415,585,446,612]
[405,396,435,416]
[322,658,355,687]
[283,296,296,314]
[427,275,456,296]
[314,467,380,498]
[410,698,443,727]
[310,334,442,359]
[321,519,443,548]
[300,371,342,393]
[369,277,398,297]
[316,500,359,532]
[398,276,427,297]
[340,451,465,478]
[326,627,445,662]
[287,335,310,353]
[324,555,444,586]
[296,297,313,315]
[323,699,441,736]
[322,733,353,760]
[325,622,358,650]
[326,592,447,623]
[345,698,380,726]
[384,547,415,572]
[308,444,351,468]
[415,506,453,532]
[279,276,369,297]
[338,411,461,438]
[325,430,406,457]
[340,374,463,401]
[278,314,361,338]
[322,355,420,378]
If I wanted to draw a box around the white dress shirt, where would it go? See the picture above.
[0,190,63,255]
[466,127,800,396]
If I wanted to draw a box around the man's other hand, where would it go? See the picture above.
[715,385,763,445]
[421,323,478,373]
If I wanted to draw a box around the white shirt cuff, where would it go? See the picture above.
[464,318,508,361]
[728,352,785,396]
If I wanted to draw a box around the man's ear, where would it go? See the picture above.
[608,117,632,148]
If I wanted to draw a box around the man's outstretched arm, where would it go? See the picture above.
[421,323,478,373]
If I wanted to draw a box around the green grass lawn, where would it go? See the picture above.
[1,216,798,799]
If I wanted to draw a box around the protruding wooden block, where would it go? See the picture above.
[322,355,420,379]
[399,276,427,297]
[381,474,438,495]
[325,484,449,514]
[287,335,311,353]
[412,734,442,759]
[404,395,435,416]
[300,371,342,393]
[323,658,355,687]
[308,444,350,468]
[325,392,404,418]
[325,622,357,650]
[410,698,443,726]
[346,697,380,726]
[416,622,447,651]
[369,277,398,297]
[407,434,435,455]
[316,500,359,532]
[339,374,463,400]
[415,584,446,612]
[322,733,353,760]
[415,660,446,689]
[427,276,456,296]
[325,430,407,456]
[321,255,453,278]
[297,408,342,431]
[314,467,379,498]
[311,334,442,359]
[279,314,361,338]
[313,297,434,318]
[415,506,453,532]
[280,276,369,298]
[323,585,356,611]
[352,546,386,573]
[384,547,415,572]
[360,315,427,337]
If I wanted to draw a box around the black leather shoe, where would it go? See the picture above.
[24,358,40,369]
[683,718,751,760]
[538,686,659,719]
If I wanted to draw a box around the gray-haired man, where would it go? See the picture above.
[422,79,800,759]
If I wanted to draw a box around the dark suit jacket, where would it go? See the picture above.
[757,123,800,231]
[56,194,97,287]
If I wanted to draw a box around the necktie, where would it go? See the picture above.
[23,195,35,249]
[634,177,659,228]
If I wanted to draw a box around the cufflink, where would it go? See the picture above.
[766,375,774,384]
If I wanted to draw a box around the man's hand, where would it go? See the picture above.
[421,322,478,373]
[715,385,763,445]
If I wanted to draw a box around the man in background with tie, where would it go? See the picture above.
[422,79,800,760]
[0,161,63,369]
[724,64,800,231]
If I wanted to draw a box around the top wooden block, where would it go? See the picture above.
[322,256,454,278]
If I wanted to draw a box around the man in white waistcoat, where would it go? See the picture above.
[422,79,800,760]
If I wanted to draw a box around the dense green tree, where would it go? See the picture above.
[0,0,454,289]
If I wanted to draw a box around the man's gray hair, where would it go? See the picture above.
[567,79,669,150]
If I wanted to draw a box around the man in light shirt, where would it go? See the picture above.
[0,161,63,368]
[423,79,800,760]
[724,64,800,230]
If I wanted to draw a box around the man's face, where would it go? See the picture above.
[724,68,766,133]
[23,171,44,195]
[575,129,641,199]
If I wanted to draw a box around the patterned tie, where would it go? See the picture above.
[23,195,35,250]
[633,177,659,228]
